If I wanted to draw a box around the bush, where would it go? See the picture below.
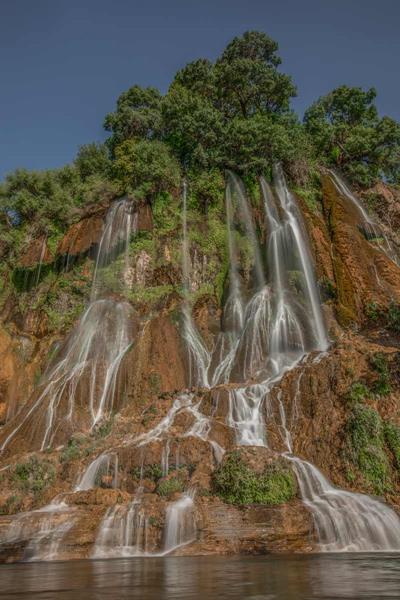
[13,456,56,494]
[347,404,391,494]
[213,452,296,505]
[370,353,392,396]
[346,381,370,405]
[60,439,82,463]
[157,477,184,497]
[384,422,400,470]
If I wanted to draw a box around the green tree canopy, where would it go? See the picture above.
[304,85,400,186]
[104,31,302,176]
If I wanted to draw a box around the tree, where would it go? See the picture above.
[215,31,296,119]
[75,143,111,179]
[304,85,400,186]
[104,85,163,153]
[103,31,299,176]
[112,139,181,198]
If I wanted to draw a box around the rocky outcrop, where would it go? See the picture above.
[322,175,400,325]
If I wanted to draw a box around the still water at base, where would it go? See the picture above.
[0,554,399,599]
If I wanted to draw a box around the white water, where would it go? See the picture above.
[162,492,196,554]
[181,167,400,552]
[75,452,119,491]
[0,198,136,453]
[289,456,400,552]
[329,170,398,265]
[92,489,149,558]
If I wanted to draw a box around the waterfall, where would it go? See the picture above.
[271,165,328,352]
[0,198,136,453]
[206,166,400,552]
[75,453,119,491]
[0,500,76,562]
[289,457,400,551]
[329,169,398,265]
[162,492,196,554]
[92,490,148,558]
[226,172,265,290]
[180,181,211,388]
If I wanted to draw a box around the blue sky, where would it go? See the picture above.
[1,0,399,180]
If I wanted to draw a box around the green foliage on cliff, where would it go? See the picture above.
[347,399,400,494]
[213,452,296,505]
[13,456,56,494]
[104,31,307,177]
[304,85,400,186]
[384,422,400,470]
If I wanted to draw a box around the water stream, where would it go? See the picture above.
[0,198,136,453]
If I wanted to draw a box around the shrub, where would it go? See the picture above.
[60,439,82,463]
[213,452,296,505]
[370,353,392,396]
[13,456,56,494]
[384,422,400,470]
[346,404,391,494]
[346,381,370,405]
[157,477,184,497]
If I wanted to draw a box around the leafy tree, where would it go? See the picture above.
[215,31,296,119]
[74,143,111,179]
[112,139,181,197]
[104,85,163,153]
[104,31,301,176]
[304,85,400,186]
[0,167,81,230]
[162,85,224,169]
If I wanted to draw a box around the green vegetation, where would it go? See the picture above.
[157,477,185,497]
[0,30,398,307]
[346,404,391,494]
[213,452,296,505]
[369,353,392,396]
[346,381,371,405]
[384,422,400,470]
[13,456,56,494]
[304,85,400,186]
[60,439,82,463]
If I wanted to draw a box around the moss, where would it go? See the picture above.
[318,276,337,301]
[293,186,322,213]
[0,494,23,516]
[13,456,56,494]
[387,302,400,333]
[131,463,164,482]
[346,404,391,494]
[213,452,296,505]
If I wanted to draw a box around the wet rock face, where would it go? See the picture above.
[1,176,400,562]
[18,237,53,269]
[321,176,400,326]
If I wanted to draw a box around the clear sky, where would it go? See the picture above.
[1,0,399,180]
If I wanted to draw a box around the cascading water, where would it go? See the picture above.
[162,492,196,554]
[180,181,211,388]
[271,165,329,353]
[75,452,119,491]
[289,456,400,552]
[182,166,400,552]
[329,169,398,265]
[0,198,136,453]
[92,489,149,558]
